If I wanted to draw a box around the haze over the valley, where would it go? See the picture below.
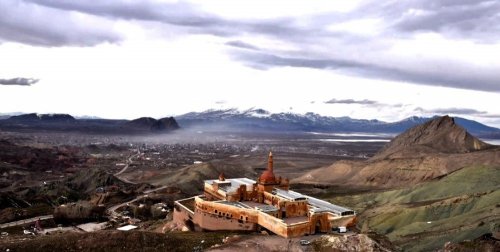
[1,0,500,127]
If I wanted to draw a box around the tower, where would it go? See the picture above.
[258,151,279,193]
[268,151,273,172]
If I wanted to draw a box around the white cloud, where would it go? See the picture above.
[0,0,499,127]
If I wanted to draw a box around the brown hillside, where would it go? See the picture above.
[373,116,491,160]
[294,116,500,188]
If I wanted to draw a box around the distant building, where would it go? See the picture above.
[174,152,356,238]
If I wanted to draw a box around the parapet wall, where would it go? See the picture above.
[173,199,196,230]
[175,191,356,238]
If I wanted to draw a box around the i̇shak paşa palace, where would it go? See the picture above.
[174,152,356,238]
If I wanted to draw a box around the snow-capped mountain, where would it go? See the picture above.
[176,108,500,137]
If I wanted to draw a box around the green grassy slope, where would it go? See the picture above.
[330,165,500,251]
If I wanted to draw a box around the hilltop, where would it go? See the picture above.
[373,116,491,160]
[0,113,180,134]
[295,116,500,188]
[292,116,500,251]
[125,117,180,132]
[8,113,76,122]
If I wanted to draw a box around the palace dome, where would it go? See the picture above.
[259,170,276,183]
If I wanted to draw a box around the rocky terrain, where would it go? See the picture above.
[438,233,499,252]
[295,116,500,188]
[294,116,500,251]
[8,113,76,123]
[332,164,500,251]
[207,233,395,252]
[311,234,394,252]
[0,115,498,251]
[373,116,492,159]
[125,117,180,132]
[0,230,234,252]
[0,113,180,134]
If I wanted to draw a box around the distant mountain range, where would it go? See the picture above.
[176,108,500,138]
[1,110,499,138]
[0,113,179,134]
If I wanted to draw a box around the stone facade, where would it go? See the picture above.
[174,152,356,238]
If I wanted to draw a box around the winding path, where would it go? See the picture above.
[115,149,141,176]
[0,215,53,229]
[114,149,141,184]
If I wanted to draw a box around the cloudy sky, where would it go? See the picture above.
[1,0,500,126]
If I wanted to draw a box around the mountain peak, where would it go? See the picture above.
[126,117,180,132]
[8,113,75,122]
[373,115,491,159]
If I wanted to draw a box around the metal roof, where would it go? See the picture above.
[254,205,279,212]
[204,177,355,216]
[306,196,355,216]
[204,178,256,193]
[272,188,355,216]
[272,188,307,201]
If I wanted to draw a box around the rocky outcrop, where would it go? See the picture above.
[8,113,76,122]
[1,113,180,134]
[439,233,499,252]
[295,116,500,188]
[53,201,105,223]
[314,234,394,252]
[158,117,180,130]
[373,116,491,160]
[125,117,180,132]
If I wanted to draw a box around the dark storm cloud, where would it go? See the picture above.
[325,99,379,105]
[0,0,121,46]
[0,77,39,86]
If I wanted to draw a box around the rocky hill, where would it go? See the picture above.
[8,113,76,123]
[294,116,500,251]
[147,160,258,195]
[0,113,180,134]
[125,117,180,132]
[373,116,492,160]
[295,116,500,188]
